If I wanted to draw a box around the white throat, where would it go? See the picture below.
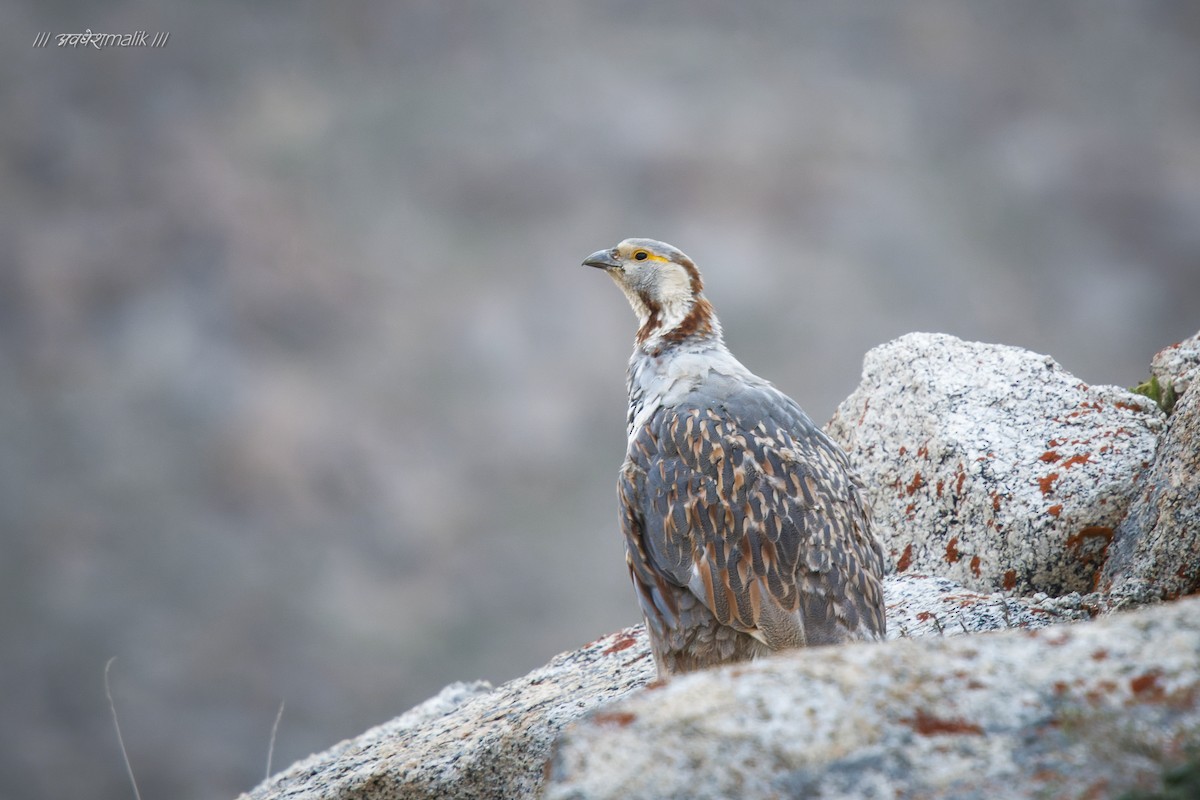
[610,266,697,340]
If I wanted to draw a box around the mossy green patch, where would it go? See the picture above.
[1131,375,1177,415]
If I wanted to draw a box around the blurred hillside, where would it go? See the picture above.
[3,2,1199,798]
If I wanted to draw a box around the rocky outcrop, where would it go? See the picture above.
[826,332,1164,596]
[546,597,1200,800]
[237,628,655,800]
[1150,330,1200,399]
[238,573,1082,800]
[241,332,1200,800]
[1102,381,1200,603]
[882,573,1091,637]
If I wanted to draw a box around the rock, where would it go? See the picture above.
[1101,382,1200,602]
[883,574,1091,638]
[1150,329,1200,399]
[237,628,656,800]
[545,596,1200,800]
[826,332,1164,596]
[239,574,1085,800]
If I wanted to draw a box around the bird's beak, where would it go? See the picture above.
[583,249,621,270]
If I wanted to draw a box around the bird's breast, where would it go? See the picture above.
[629,355,747,450]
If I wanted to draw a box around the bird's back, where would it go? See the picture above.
[620,351,886,674]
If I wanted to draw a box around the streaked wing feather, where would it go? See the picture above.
[625,384,885,647]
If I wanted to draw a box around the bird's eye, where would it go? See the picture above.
[634,251,649,261]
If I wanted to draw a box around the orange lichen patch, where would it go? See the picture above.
[902,709,984,736]
[905,503,916,518]
[593,711,637,727]
[1003,570,1017,590]
[906,472,924,495]
[899,446,907,456]
[1040,451,1061,463]
[955,468,966,495]
[1037,473,1060,495]
[915,611,935,622]
[1065,527,1114,552]
[945,538,961,564]
[1114,401,1141,412]
[1062,453,1091,468]
[1047,438,1065,448]
[970,555,981,577]
[917,445,929,458]
[935,479,944,498]
[602,632,639,655]
[896,543,913,572]
[1091,649,1108,661]
[1063,402,1103,420]
[1047,504,1063,517]
[1084,680,1118,705]
[1130,672,1165,702]
[1129,676,1198,710]
[991,493,1002,512]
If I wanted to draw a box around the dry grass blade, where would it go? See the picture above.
[105,658,142,800]
[266,700,285,780]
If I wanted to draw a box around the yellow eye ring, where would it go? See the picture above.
[634,250,649,261]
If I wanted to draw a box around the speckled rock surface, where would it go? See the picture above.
[236,573,1076,800]
[827,333,1164,596]
[1150,329,1200,398]
[237,628,656,800]
[1102,382,1200,602]
[883,574,1091,638]
[545,597,1200,800]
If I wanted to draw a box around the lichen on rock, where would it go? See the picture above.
[826,332,1164,596]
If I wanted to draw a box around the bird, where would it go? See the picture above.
[583,238,886,676]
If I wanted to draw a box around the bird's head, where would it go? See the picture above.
[583,238,720,348]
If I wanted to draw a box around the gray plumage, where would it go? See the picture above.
[585,238,886,676]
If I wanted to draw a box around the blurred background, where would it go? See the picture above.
[4,2,1199,798]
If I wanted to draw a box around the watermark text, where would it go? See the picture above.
[33,30,170,49]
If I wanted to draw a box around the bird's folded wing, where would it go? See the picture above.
[623,396,885,646]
